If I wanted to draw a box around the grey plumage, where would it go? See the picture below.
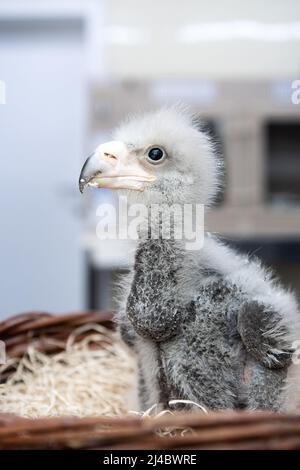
[119,237,294,411]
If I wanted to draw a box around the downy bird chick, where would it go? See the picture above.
[79,107,300,412]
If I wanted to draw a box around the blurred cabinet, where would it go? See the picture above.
[266,121,300,204]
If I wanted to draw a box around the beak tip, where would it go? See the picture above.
[79,178,86,194]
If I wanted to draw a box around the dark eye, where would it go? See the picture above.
[147,147,166,164]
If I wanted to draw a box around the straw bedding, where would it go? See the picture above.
[0,324,137,418]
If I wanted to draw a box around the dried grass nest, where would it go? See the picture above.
[0,324,137,418]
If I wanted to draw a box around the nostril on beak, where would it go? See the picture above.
[104,152,118,161]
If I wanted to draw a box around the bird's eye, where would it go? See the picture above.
[146,147,166,164]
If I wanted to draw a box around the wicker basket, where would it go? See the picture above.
[0,311,300,450]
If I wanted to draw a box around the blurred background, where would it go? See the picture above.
[0,0,300,318]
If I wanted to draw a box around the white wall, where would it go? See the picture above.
[105,0,300,79]
[0,17,86,317]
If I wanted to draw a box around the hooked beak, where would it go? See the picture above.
[79,141,156,193]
